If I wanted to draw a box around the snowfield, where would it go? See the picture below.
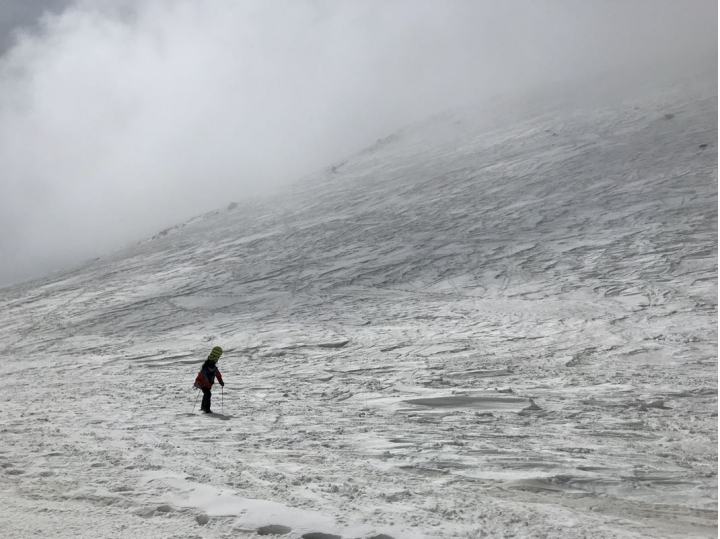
[0,80,717,538]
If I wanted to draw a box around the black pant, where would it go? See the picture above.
[201,388,212,411]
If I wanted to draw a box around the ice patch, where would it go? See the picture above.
[403,394,529,412]
[148,474,337,533]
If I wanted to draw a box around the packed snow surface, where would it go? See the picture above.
[0,81,717,538]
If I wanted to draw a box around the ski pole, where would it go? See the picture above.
[221,385,224,414]
[191,389,200,413]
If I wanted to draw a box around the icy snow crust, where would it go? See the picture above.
[0,83,717,538]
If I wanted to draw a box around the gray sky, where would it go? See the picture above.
[0,0,716,287]
[0,0,72,52]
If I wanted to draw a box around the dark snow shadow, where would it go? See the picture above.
[202,413,232,420]
[257,524,293,535]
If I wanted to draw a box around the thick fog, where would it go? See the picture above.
[0,0,716,286]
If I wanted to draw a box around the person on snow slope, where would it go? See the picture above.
[194,346,224,413]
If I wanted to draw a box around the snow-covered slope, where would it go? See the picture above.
[0,81,717,539]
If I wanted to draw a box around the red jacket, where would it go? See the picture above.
[194,360,223,389]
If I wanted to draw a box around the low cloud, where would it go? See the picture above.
[0,0,715,285]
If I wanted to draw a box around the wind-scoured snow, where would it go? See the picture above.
[0,81,717,538]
